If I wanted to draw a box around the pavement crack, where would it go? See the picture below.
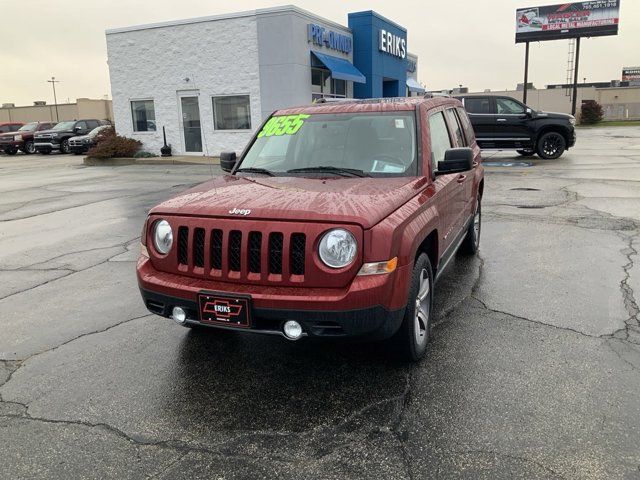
[451,449,567,479]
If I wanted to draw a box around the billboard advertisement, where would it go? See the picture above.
[516,1,620,43]
[622,67,640,82]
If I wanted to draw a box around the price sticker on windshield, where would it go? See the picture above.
[258,114,311,138]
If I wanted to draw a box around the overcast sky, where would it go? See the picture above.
[1,0,638,106]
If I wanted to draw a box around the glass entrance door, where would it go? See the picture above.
[180,96,202,153]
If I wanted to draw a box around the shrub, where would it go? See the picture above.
[87,130,142,159]
[580,100,604,125]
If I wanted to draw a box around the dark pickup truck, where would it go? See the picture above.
[0,122,57,154]
[34,119,104,154]
[456,95,576,159]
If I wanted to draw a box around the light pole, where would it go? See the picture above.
[47,76,60,122]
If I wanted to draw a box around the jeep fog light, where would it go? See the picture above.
[358,257,398,276]
[153,220,173,254]
[172,306,187,325]
[318,229,357,268]
[283,320,303,340]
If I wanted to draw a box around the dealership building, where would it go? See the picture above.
[106,6,423,156]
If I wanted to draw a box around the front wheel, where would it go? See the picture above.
[23,141,36,154]
[4,147,17,155]
[60,139,70,154]
[389,253,433,362]
[536,132,566,159]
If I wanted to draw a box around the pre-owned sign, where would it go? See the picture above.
[516,1,620,43]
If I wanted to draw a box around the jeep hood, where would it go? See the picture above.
[535,110,574,121]
[150,175,427,229]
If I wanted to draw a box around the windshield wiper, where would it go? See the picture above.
[287,166,369,177]
[235,167,275,176]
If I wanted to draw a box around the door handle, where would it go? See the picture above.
[496,118,507,122]
[457,175,466,183]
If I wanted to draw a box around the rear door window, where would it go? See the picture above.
[444,109,467,147]
[464,97,494,115]
[428,111,453,174]
[456,108,476,144]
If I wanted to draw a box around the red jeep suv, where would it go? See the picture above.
[137,97,484,361]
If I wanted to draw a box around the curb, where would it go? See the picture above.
[83,156,220,166]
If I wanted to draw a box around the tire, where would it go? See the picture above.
[516,149,535,157]
[23,141,35,154]
[460,199,481,255]
[60,138,70,154]
[536,132,566,159]
[4,148,17,155]
[389,253,434,362]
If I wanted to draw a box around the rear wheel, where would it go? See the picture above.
[460,199,481,255]
[536,132,566,159]
[389,253,433,362]
[516,149,535,157]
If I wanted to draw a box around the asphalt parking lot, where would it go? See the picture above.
[1,127,639,479]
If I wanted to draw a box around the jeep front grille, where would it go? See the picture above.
[172,225,305,279]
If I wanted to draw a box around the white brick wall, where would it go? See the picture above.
[106,15,261,156]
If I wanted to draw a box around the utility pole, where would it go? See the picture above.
[47,77,60,122]
[523,42,530,105]
[571,38,581,117]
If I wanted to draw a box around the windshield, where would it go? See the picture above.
[89,126,108,137]
[52,121,76,131]
[18,123,38,132]
[240,112,417,177]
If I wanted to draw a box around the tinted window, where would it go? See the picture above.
[9,124,21,132]
[496,98,525,115]
[464,97,493,114]
[131,100,156,132]
[428,112,452,173]
[18,123,38,132]
[0,126,9,133]
[456,108,475,145]
[76,121,88,131]
[444,109,466,147]
[212,95,251,130]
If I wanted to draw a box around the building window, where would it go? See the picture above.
[130,100,156,132]
[311,68,346,100]
[212,95,251,130]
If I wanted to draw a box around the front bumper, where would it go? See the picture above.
[137,256,410,340]
[69,145,89,153]
[0,140,22,149]
[34,142,60,151]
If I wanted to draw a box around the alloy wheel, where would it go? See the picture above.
[542,134,562,157]
[414,269,430,347]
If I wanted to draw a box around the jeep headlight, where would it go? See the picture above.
[569,116,576,125]
[153,220,173,255]
[14,134,22,141]
[51,133,58,138]
[318,229,357,268]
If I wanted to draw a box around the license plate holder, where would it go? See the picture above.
[198,291,252,328]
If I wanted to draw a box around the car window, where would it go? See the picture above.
[76,121,88,131]
[464,97,494,115]
[87,120,100,130]
[428,111,452,174]
[456,108,475,145]
[444,109,466,147]
[18,123,38,132]
[0,126,9,133]
[496,98,525,115]
[9,124,21,132]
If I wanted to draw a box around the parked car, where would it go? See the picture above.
[0,122,24,134]
[0,122,57,155]
[68,125,113,154]
[33,119,104,154]
[137,97,484,361]
[455,95,576,159]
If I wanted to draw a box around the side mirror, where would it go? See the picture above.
[437,148,474,174]
[525,107,533,117]
[220,151,238,173]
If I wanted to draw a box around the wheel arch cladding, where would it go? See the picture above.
[537,125,570,145]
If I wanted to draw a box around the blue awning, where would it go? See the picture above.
[406,77,425,93]
[311,51,366,84]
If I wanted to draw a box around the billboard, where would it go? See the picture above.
[516,1,620,43]
[622,67,640,82]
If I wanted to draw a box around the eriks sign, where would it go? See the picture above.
[379,29,406,59]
